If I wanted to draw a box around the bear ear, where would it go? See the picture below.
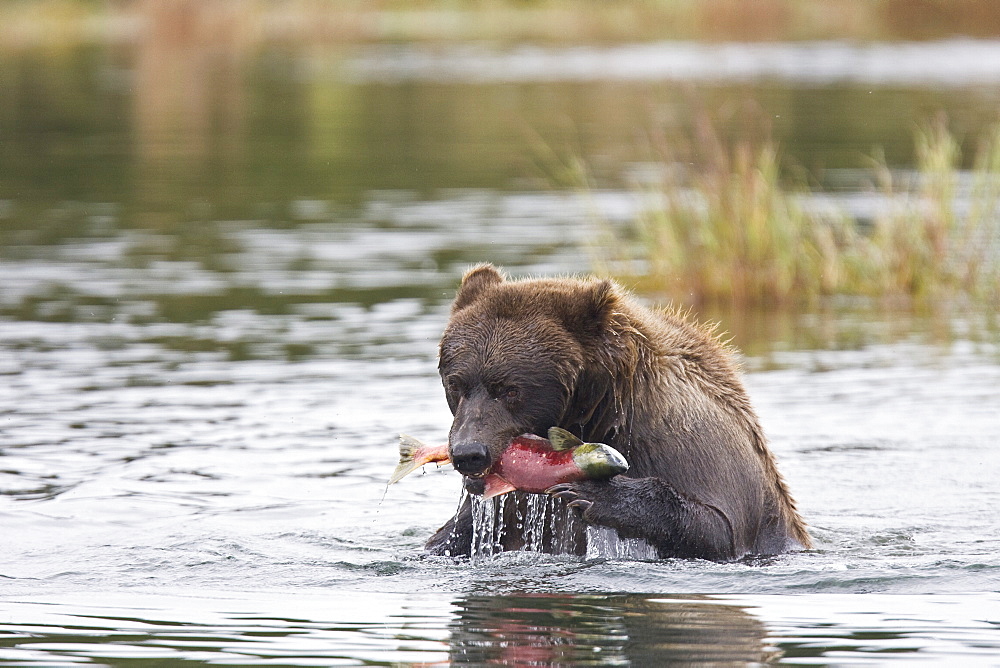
[453,263,504,311]
[563,279,618,340]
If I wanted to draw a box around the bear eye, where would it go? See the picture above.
[445,376,464,395]
[503,386,520,402]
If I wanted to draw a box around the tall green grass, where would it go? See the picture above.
[598,117,1000,309]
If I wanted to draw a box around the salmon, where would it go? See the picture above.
[389,427,629,499]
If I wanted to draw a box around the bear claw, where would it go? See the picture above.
[545,484,579,503]
[567,499,593,515]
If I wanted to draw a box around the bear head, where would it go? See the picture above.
[438,264,623,484]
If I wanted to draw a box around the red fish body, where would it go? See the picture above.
[391,428,628,500]
[481,434,589,499]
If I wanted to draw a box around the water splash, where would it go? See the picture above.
[585,526,658,560]
[470,493,506,558]
[521,494,552,552]
[469,493,656,560]
[471,493,582,559]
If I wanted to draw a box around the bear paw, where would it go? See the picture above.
[546,479,624,530]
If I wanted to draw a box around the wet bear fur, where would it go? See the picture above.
[425,264,810,561]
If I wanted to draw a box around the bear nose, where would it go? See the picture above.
[451,441,492,476]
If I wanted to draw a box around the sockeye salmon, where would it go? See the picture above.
[389,427,629,499]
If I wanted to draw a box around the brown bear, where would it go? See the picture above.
[425,264,810,561]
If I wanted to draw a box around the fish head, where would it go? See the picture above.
[570,442,630,479]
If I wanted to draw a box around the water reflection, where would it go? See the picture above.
[4,30,1000,233]
[4,591,997,665]
[448,593,775,665]
[131,0,248,219]
[0,593,775,666]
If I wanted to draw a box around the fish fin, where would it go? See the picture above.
[547,426,583,451]
[388,434,426,485]
[482,474,517,499]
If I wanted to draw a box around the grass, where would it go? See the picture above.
[593,115,1000,309]
[868,118,1000,302]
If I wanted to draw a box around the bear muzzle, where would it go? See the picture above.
[450,440,492,476]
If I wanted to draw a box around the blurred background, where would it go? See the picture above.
[2,2,1000,665]
[3,0,999,348]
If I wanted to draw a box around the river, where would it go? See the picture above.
[1,35,999,665]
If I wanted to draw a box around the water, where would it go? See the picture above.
[3,591,998,666]
[2,193,998,664]
[2,33,1000,665]
[346,39,1000,86]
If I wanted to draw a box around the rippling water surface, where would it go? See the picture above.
[2,33,1000,665]
[2,192,998,665]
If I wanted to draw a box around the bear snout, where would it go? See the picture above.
[450,441,492,476]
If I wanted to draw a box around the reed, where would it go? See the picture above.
[600,117,1000,308]
[866,117,1000,302]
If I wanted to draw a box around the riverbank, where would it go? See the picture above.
[3,0,1000,50]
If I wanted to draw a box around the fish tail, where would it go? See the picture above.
[389,434,427,484]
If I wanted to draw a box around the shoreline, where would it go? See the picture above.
[2,0,999,50]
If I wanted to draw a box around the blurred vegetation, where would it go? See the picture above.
[590,114,1000,310]
[2,0,1000,48]
[3,0,999,339]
